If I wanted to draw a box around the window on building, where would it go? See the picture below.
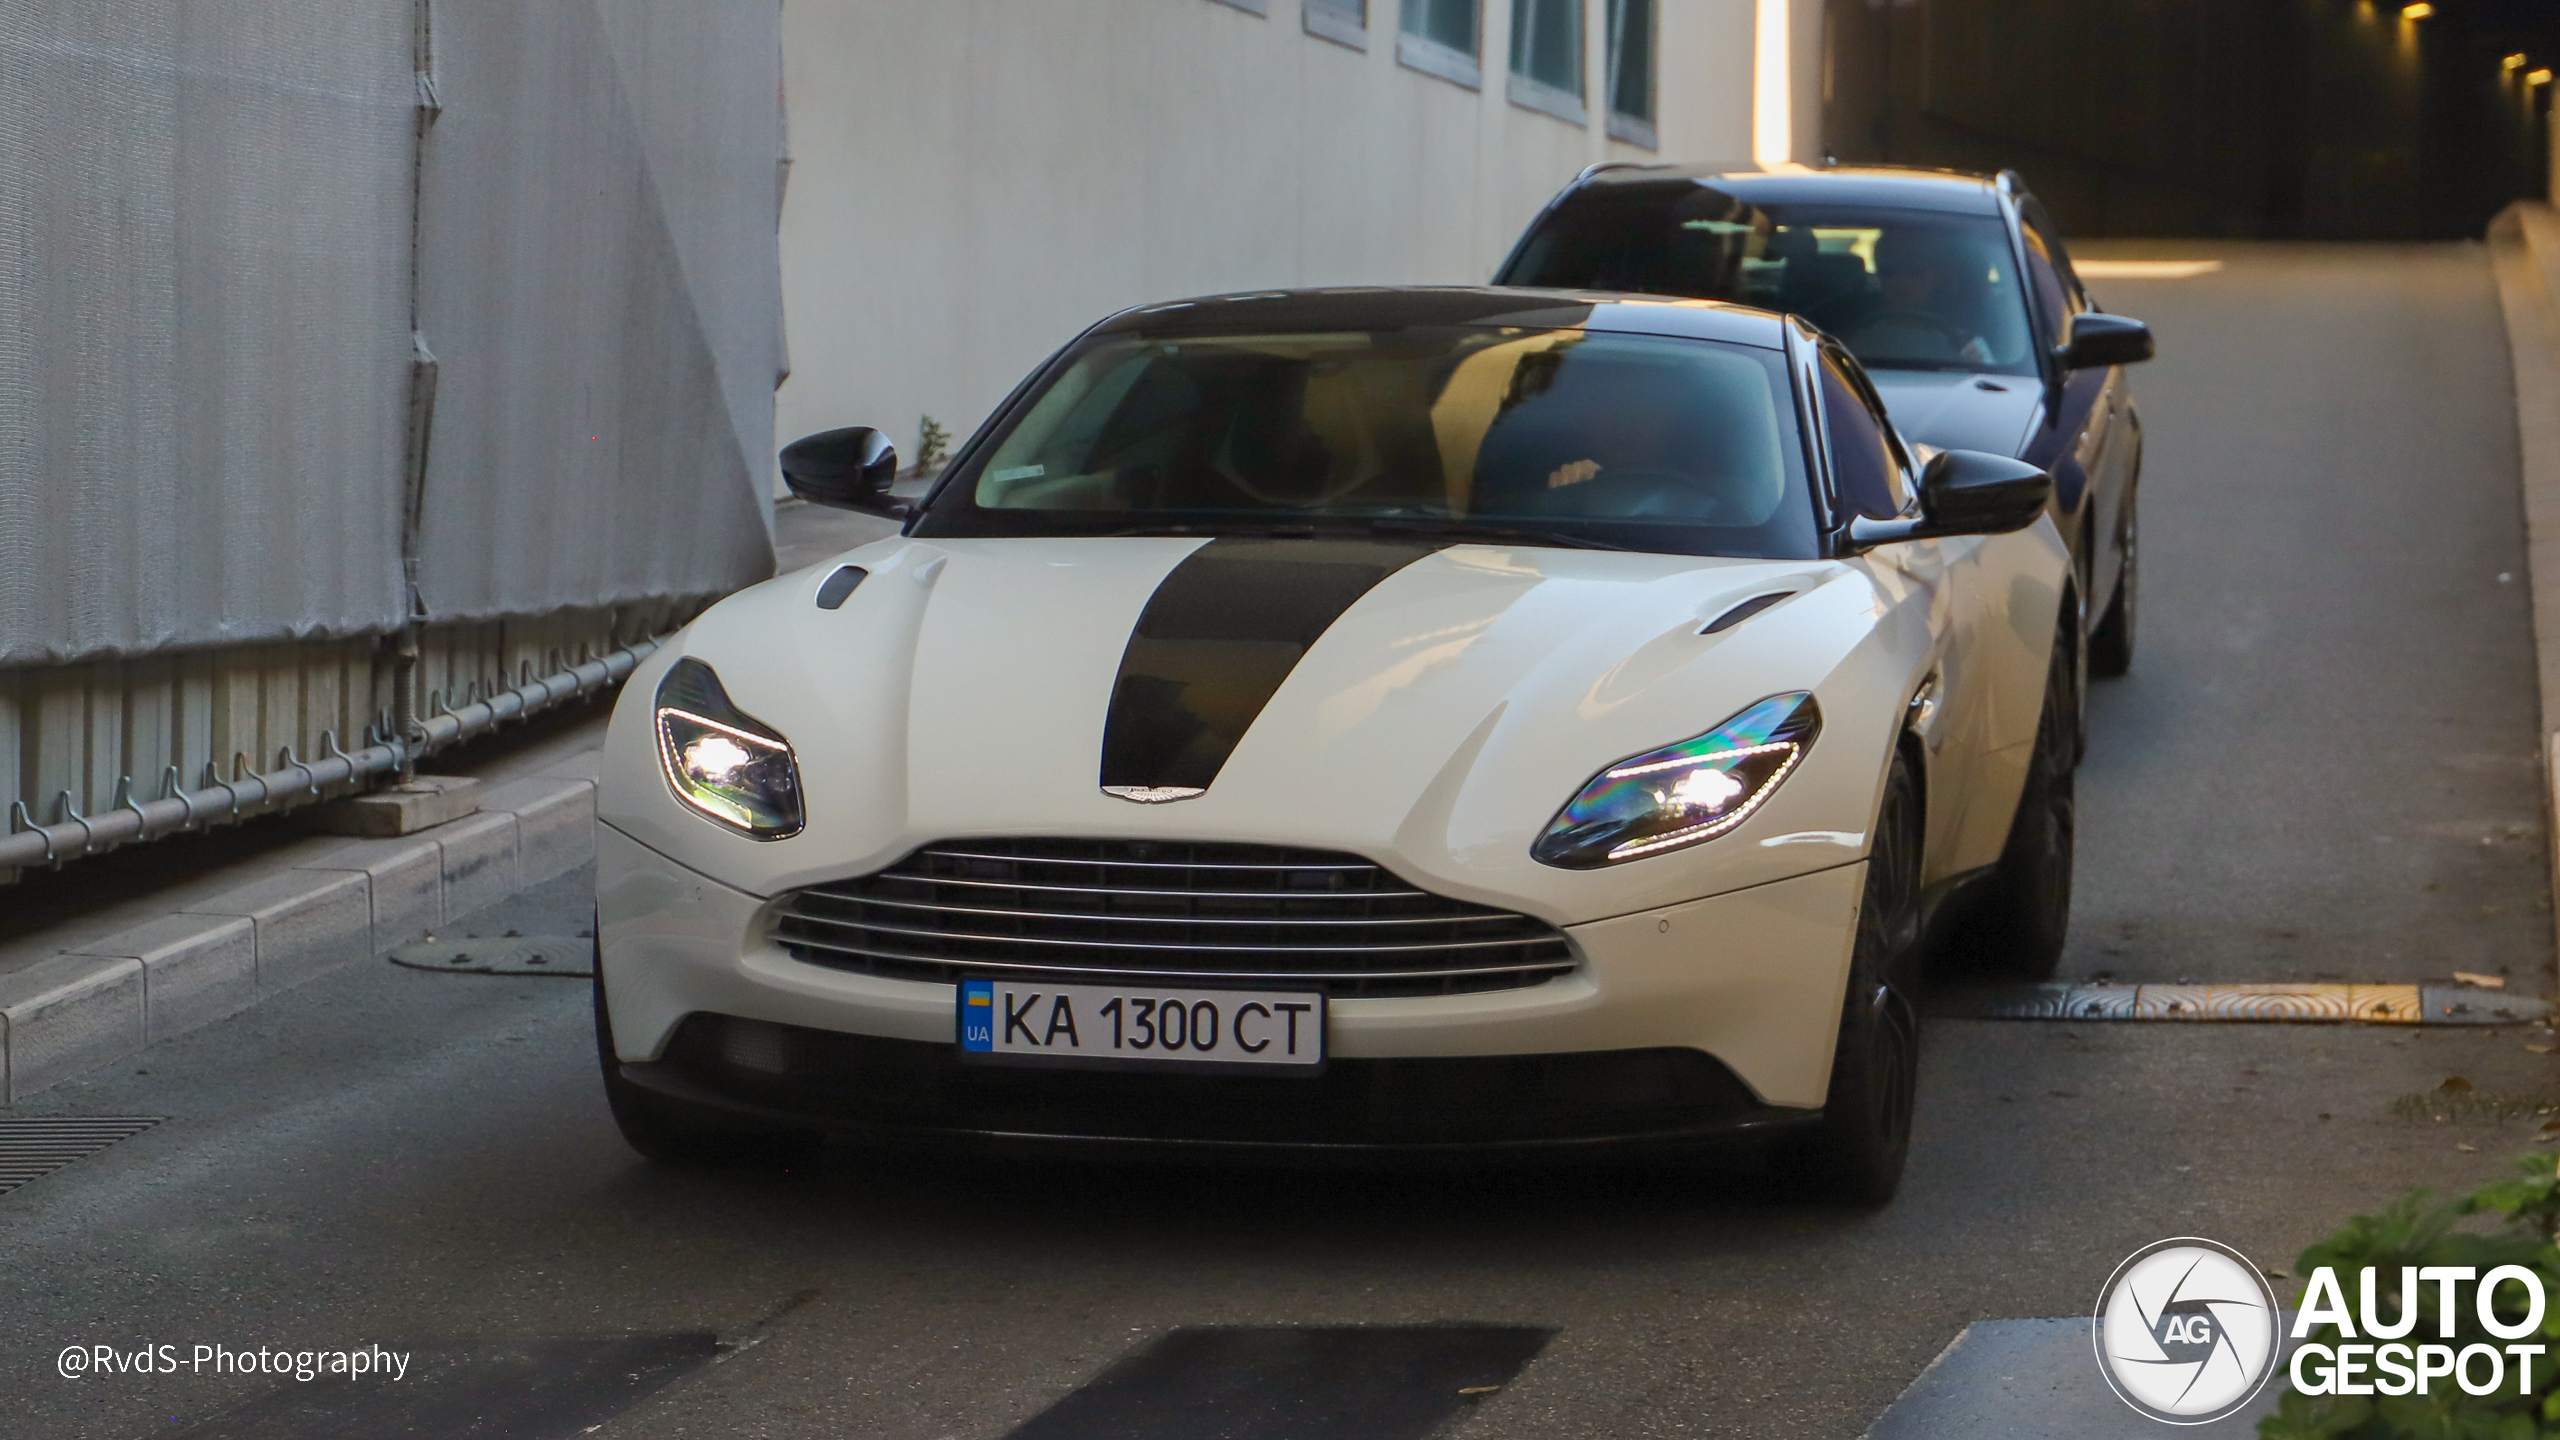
[1306,0,1367,49]
[1604,0,1656,147]
[1509,0,1585,124]
[1398,0,1480,87]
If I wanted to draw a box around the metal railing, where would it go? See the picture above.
[0,636,663,875]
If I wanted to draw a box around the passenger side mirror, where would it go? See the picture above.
[2058,312,2154,369]
[779,427,908,517]
[1846,450,2051,550]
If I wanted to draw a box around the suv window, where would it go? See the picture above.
[1818,349,1911,521]
[1502,190,2040,376]
[2018,221,2078,351]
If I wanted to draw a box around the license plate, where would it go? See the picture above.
[956,979,1324,1068]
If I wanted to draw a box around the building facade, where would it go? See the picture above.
[776,0,1821,472]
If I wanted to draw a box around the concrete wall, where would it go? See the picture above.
[777,0,1793,479]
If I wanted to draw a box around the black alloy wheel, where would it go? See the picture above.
[594,971,821,1168]
[1796,754,1923,1206]
[1955,615,2077,979]
[2089,484,2137,678]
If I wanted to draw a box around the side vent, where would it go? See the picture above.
[1700,591,1793,635]
[815,565,868,610]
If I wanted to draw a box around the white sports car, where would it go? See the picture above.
[593,287,2074,1201]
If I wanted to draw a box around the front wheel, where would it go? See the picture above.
[1792,755,1923,1206]
[1951,617,2077,979]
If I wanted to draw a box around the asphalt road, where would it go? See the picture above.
[3,242,2553,1440]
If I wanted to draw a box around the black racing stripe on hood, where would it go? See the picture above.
[1100,537,1441,790]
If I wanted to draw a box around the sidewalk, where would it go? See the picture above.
[2487,202,2560,961]
[0,499,900,1106]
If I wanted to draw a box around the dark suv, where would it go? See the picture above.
[1496,164,2151,678]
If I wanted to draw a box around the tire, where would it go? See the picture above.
[1953,618,2078,979]
[1794,755,1923,1206]
[594,975,821,1167]
[2089,486,2137,679]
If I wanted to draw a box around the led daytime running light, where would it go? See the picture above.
[1605,740,1794,781]
[657,707,775,761]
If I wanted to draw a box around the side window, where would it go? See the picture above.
[1819,351,1911,521]
[2019,222,2079,351]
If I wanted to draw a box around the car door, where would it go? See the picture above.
[2015,201,2123,625]
[2041,212,2139,618]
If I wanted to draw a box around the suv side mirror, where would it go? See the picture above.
[1847,450,2051,549]
[780,427,907,516]
[2058,312,2154,369]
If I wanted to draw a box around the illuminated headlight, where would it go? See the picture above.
[1532,693,1821,868]
[654,658,804,839]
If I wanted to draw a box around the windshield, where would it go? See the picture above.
[1500,195,2038,376]
[912,324,1820,559]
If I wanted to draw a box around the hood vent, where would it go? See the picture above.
[1700,591,1794,635]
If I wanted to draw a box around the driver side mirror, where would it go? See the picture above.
[779,427,908,517]
[1848,450,2051,549]
[2058,312,2154,369]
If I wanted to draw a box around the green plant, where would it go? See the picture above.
[2261,1152,2560,1439]
[914,414,950,476]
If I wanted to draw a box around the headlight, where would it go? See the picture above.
[654,658,804,839]
[1532,693,1821,868]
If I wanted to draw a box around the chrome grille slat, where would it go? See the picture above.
[772,935,1575,984]
[770,839,1575,999]
[821,893,1524,928]
[924,850,1378,871]
[783,914,1539,952]
[875,873,1432,901]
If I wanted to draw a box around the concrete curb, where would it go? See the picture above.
[2488,201,2560,983]
[0,766,601,1105]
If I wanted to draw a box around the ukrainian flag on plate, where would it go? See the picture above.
[959,979,995,1051]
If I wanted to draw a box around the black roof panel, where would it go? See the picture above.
[1570,163,2005,217]
[1096,285,1792,350]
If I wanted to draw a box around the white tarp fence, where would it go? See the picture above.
[0,0,781,668]
[0,0,417,665]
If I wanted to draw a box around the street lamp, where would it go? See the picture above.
[2399,2,2432,18]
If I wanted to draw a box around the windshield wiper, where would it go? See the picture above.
[1087,522,1320,540]
[1069,518,1625,551]
[1360,518,1629,551]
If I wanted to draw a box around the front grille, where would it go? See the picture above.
[770,838,1576,998]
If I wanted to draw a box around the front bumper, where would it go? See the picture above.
[621,1017,1808,1152]
[597,823,1865,1130]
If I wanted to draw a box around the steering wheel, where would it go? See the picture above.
[1544,466,1735,522]
[1860,310,1976,354]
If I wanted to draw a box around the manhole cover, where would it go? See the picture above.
[0,1116,162,1196]
[388,933,595,977]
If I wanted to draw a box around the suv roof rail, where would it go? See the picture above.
[1572,160,1643,185]
[1994,169,2026,198]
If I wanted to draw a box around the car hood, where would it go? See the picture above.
[600,535,1922,923]
[1867,370,2043,458]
